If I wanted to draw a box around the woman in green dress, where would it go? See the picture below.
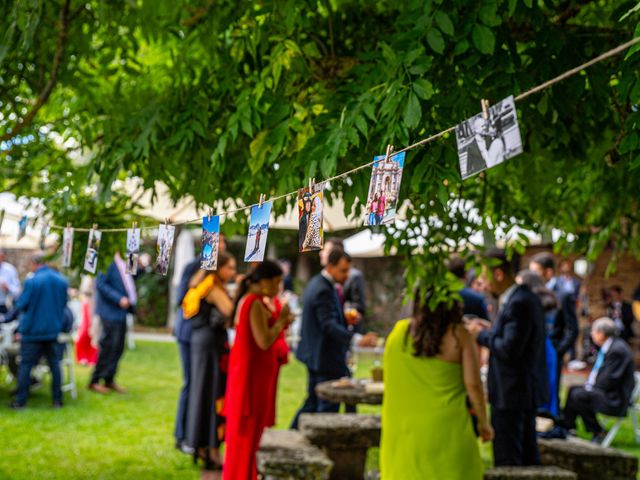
[381,294,493,479]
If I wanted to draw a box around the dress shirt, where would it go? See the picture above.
[585,337,613,391]
[0,261,21,305]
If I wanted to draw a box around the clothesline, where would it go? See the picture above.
[14,34,640,234]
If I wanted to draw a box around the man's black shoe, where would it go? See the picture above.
[9,401,26,410]
[52,401,63,409]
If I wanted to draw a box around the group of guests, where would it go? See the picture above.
[380,249,636,478]
[0,247,137,409]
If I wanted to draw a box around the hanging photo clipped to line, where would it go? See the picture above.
[154,224,176,276]
[17,215,28,241]
[244,201,272,262]
[298,183,324,253]
[364,151,406,226]
[126,227,141,275]
[201,215,221,270]
[455,95,523,180]
[62,227,74,268]
[83,228,102,274]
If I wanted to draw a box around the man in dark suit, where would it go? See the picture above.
[8,252,68,409]
[290,249,376,429]
[561,317,635,443]
[606,286,636,343]
[466,249,547,466]
[529,253,579,392]
[88,254,137,394]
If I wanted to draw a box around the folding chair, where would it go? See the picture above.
[600,371,640,448]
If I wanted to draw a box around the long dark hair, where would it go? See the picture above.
[516,269,557,312]
[407,289,463,357]
[232,260,283,319]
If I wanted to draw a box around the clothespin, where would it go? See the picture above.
[481,99,490,120]
[259,194,265,208]
[92,223,98,231]
[67,222,71,230]
[132,221,137,232]
[309,177,316,193]
[384,144,394,162]
[208,208,213,222]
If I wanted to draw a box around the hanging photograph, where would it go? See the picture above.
[298,184,324,253]
[244,201,272,262]
[62,227,74,268]
[455,95,523,179]
[201,215,221,270]
[126,227,141,275]
[83,229,102,274]
[364,151,406,226]
[17,215,28,241]
[0,210,5,234]
[154,224,176,276]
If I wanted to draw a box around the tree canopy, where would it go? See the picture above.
[1,0,639,294]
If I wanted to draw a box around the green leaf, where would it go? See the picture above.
[434,11,454,36]
[426,28,445,54]
[537,95,548,115]
[479,4,502,27]
[472,24,495,55]
[453,39,469,55]
[354,114,368,138]
[403,92,422,129]
[413,78,434,100]
[508,0,518,15]
[619,132,638,154]
[523,0,533,7]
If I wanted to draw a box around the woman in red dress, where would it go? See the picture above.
[223,261,293,480]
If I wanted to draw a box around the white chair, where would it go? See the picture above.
[58,333,77,400]
[600,371,640,447]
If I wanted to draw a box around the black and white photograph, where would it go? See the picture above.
[126,227,141,275]
[455,95,523,179]
[154,224,175,276]
[83,228,102,274]
[62,227,74,268]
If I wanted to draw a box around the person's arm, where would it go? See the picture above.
[13,279,32,313]
[249,300,291,350]
[476,298,533,361]
[556,293,579,355]
[597,349,630,391]
[188,270,206,289]
[96,267,127,306]
[315,287,354,346]
[6,266,21,297]
[206,285,234,318]
[459,326,493,442]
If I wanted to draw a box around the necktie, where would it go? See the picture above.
[335,284,345,306]
[593,349,605,375]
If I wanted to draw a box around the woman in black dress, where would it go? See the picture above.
[185,251,236,470]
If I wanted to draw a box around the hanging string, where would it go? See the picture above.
[26,34,637,233]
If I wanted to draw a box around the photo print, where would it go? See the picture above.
[201,215,221,270]
[62,227,74,268]
[154,224,176,276]
[455,95,523,180]
[126,227,141,275]
[17,215,28,241]
[83,228,102,274]
[365,151,406,226]
[298,184,324,253]
[244,201,272,262]
[0,210,5,234]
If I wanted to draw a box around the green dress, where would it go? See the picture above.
[380,319,484,480]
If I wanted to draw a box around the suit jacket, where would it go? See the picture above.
[296,274,353,376]
[95,262,135,323]
[460,287,488,319]
[14,266,68,342]
[477,284,548,410]
[549,282,579,356]
[607,302,635,342]
[593,337,636,416]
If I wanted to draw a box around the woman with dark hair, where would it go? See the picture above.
[222,260,294,480]
[380,291,491,479]
[184,251,237,470]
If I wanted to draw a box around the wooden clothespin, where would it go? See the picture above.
[481,99,490,120]
[259,194,265,208]
[384,144,395,162]
[309,177,316,193]
[132,221,137,232]
[207,208,213,222]
[66,222,71,230]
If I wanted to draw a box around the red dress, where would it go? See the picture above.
[223,294,281,480]
[75,302,98,365]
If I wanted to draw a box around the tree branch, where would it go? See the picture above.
[181,1,214,28]
[1,0,72,143]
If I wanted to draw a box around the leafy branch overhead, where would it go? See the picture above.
[1,0,639,291]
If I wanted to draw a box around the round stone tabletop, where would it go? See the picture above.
[315,379,383,406]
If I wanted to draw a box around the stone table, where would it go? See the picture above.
[299,413,381,480]
[257,429,333,480]
[538,437,638,480]
[315,379,382,406]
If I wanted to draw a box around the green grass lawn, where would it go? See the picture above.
[0,342,639,478]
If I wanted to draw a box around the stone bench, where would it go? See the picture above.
[538,438,638,480]
[485,466,577,479]
[257,429,333,480]
[299,413,380,480]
